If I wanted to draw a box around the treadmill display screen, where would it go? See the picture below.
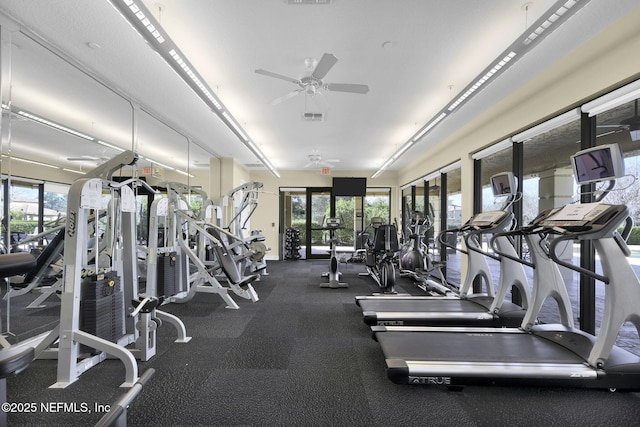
[490,172,516,196]
[571,143,625,185]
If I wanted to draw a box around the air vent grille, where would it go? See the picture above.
[302,112,325,121]
[287,0,331,4]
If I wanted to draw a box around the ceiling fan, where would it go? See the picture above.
[304,152,340,169]
[255,53,369,105]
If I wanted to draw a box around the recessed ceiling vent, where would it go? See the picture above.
[246,163,266,169]
[302,112,325,122]
[287,0,331,4]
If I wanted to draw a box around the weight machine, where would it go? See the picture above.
[32,151,190,389]
[225,182,270,277]
[151,182,259,309]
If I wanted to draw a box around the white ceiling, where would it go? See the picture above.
[0,0,638,176]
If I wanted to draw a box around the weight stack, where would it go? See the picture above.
[157,251,178,297]
[80,272,125,354]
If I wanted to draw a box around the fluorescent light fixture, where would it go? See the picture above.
[12,156,60,169]
[222,111,249,141]
[122,0,165,44]
[175,169,195,178]
[523,0,580,45]
[393,141,415,159]
[447,52,516,112]
[372,1,590,178]
[96,140,126,152]
[17,110,95,141]
[110,0,280,178]
[144,157,175,170]
[512,108,581,142]
[62,168,85,174]
[168,49,222,110]
[413,112,447,142]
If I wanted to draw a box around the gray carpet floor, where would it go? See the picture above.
[5,260,640,426]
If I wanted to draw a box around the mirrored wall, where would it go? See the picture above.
[0,23,215,252]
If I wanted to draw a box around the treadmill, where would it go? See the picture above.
[372,144,640,390]
[357,173,531,327]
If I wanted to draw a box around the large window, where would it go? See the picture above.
[519,111,582,325]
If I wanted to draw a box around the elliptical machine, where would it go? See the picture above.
[359,217,400,293]
[399,206,451,295]
[399,209,429,272]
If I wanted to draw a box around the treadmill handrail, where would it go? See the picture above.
[548,234,609,284]
[545,204,630,285]
[437,228,468,255]
[490,230,536,269]
[463,228,501,261]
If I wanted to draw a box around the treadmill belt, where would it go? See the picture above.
[360,298,490,314]
[376,330,584,364]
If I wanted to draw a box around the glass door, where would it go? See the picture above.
[307,188,331,259]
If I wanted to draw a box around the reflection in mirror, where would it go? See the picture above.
[1,25,12,251]
[9,32,132,172]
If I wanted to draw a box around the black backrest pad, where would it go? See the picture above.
[0,252,37,278]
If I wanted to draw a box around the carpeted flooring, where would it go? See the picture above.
[5,260,640,426]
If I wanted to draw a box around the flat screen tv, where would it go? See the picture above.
[332,177,367,196]
[571,143,625,185]
[490,172,517,197]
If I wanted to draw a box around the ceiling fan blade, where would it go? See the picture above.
[270,89,303,105]
[255,68,300,85]
[311,53,338,80]
[317,161,337,168]
[325,83,369,94]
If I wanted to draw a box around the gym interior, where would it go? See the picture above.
[1,1,640,426]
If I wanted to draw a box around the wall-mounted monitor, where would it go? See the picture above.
[332,177,367,196]
[571,143,625,185]
[490,172,517,197]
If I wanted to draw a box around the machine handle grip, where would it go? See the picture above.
[489,232,535,269]
[437,230,467,255]
[548,234,609,284]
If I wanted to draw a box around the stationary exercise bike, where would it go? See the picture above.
[359,217,400,293]
[320,217,348,288]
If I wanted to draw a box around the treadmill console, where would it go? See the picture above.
[533,203,626,234]
[326,217,341,229]
[466,210,511,228]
